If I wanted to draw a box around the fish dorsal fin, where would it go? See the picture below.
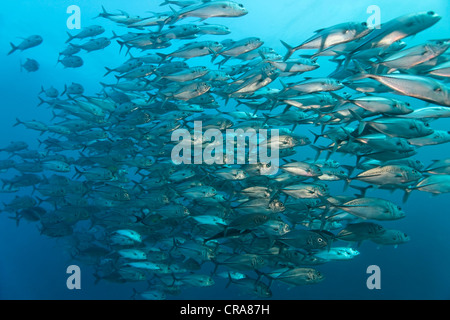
[118,10,130,17]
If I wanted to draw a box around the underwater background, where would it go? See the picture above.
[0,0,449,300]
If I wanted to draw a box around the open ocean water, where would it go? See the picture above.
[0,0,449,301]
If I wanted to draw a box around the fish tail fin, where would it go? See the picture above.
[130,288,138,300]
[95,5,108,19]
[110,30,119,40]
[349,185,373,198]
[329,91,348,109]
[156,20,166,33]
[261,113,273,125]
[225,272,234,289]
[116,40,126,54]
[318,206,332,232]
[65,31,75,43]
[132,212,146,224]
[165,6,179,25]
[309,145,328,162]
[330,49,352,66]
[341,164,356,177]
[35,197,44,206]
[60,84,67,96]
[103,67,113,77]
[13,118,23,127]
[11,213,21,227]
[73,167,83,179]
[8,42,18,55]
[308,130,322,144]
[280,40,295,61]
[254,269,267,282]
[210,51,220,64]
[348,109,366,134]
[402,188,413,203]
[127,52,136,62]
[156,52,168,62]
[343,177,352,192]
[346,59,372,81]
[37,96,47,107]
[341,51,355,70]
[278,79,289,95]
[214,56,230,67]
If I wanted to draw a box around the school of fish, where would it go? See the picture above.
[2,1,450,299]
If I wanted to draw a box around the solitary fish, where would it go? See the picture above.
[57,55,84,68]
[8,35,43,55]
[20,58,39,72]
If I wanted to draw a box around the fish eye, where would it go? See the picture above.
[317,237,323,242]
[239,4,243,7]
[427,11,435,15]
[362,22,367,26]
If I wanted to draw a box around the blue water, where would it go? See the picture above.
[0,0,449,300]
